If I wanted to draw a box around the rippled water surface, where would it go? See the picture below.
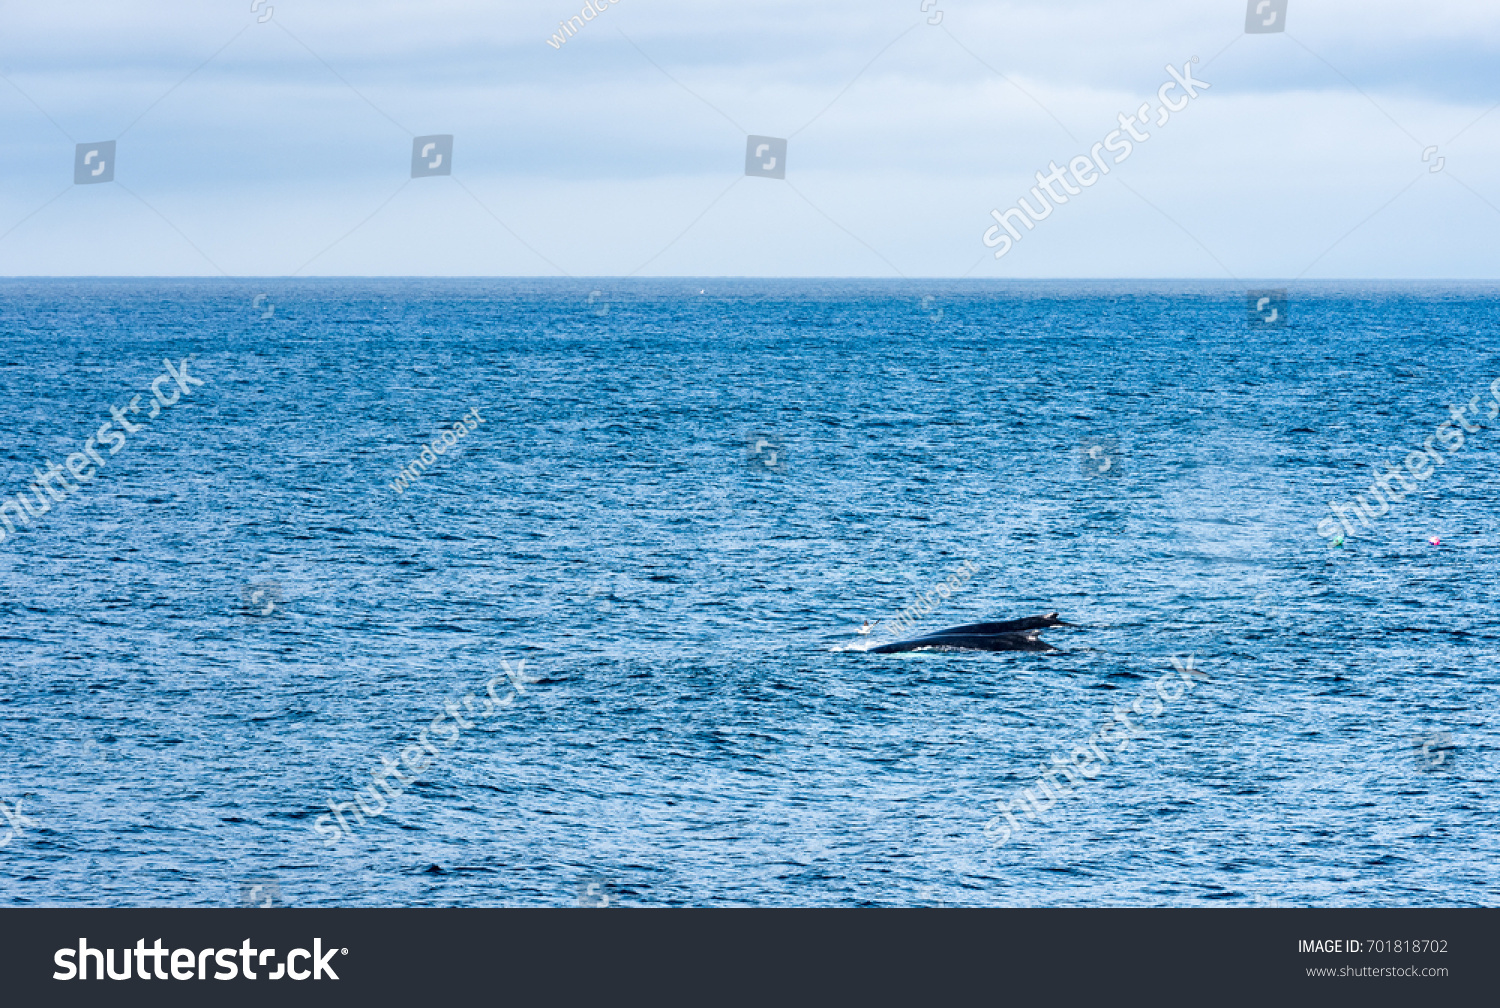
[1,279,1496,907]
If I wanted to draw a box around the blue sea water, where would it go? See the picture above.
[0,278,1496,908]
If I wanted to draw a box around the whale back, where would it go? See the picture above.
[866,613,1072,654]
[867,629,1056,654]
[906,613,1069,637]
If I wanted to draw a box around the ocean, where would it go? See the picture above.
[1,278,1495,907]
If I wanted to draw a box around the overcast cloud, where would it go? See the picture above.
[1,0,1497,276]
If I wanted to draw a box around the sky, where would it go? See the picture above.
[1,0,1497,277]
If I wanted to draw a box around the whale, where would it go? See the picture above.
[867,613,1071,654]
[908,613,1071,635]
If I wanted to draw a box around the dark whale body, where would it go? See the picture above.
[867,613,1070,654]
[918,613,1071,635]
[867,631,1055,654]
